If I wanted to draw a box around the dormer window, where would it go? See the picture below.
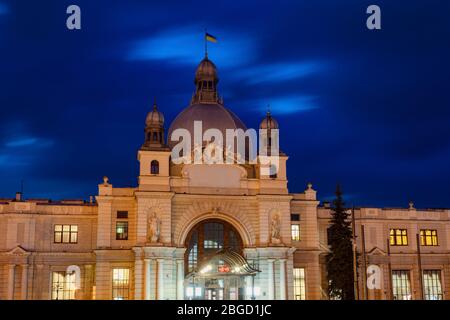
[151,160,159,174]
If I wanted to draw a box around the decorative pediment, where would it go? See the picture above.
[7,245,30,256]
[367,246,386,256]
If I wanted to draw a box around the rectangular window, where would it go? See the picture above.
[423,270,443,300]
[291,224,300,241]
[204,222,224,249]
[290,214,300,221]
[112,268,130,300]
[117,211,128,219]
[54,225,78,244]
[392,270,412,300]
[116,221,128,240]
[389,229,408,246]
[420,229,438,246]
[293,268,306,300]
[51,271,76,300]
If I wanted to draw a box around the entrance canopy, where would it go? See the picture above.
[187,248,259,279]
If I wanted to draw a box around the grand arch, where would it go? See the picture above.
[182,218,259,300]
[175,210,255,248]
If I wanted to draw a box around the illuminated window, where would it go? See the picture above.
[392,270,411,300]
[54,225,78,244]
[291,224,300,241]
[420,229,438,246]
[423,270,443,300]
[185,220,243,274]
[112,268,130,300]
[51,271,76,300]
[116,221,128,240]
[389,229,408,246]
[204,222,224,249]
[293,268,306,300]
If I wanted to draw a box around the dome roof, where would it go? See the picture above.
[195,57,218,82]
[260,111,279,130]
[168,103,247,149]
[146,103,164,127]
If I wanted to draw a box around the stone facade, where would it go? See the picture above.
[0,56,449,300]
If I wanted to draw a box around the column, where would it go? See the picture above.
[145,259,152,300]
[35,264,44,300]
[84,265,94,300]
[279,259,286,300]
[176,260,184,300]
[157,259,164,300]
[7,264,15,300]
[21,264,28,300]
[134,259,143,300]
[267,259,275,300]
[245,276,253,300]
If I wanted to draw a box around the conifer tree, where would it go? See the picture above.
[326,184,355,300]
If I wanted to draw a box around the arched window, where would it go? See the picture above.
[184,219,243,274]
[150,160,159,174]
[152,132,158,142]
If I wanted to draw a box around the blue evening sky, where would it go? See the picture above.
[0,0,449,208]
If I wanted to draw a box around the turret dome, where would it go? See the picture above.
[259,111,279,130]
[146,102,164,127]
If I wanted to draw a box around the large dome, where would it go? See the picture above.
[168,56,248,149]
[167,103,247,148]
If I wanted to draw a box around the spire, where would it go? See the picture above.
[204,28,208,58]
[153,97,158,111]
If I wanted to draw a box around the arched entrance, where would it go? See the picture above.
[184,219,259,300]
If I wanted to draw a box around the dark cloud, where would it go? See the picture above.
[0,0,450,208]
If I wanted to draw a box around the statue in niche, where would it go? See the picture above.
[270,213,281,244]
[147,211,161,243]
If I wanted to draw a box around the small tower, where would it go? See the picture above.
[138,100,170,191]
[258,110,288,188]
[142,101,166,150]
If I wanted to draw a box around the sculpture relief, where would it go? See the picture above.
[147,211,161,243]
[270,212,281,244]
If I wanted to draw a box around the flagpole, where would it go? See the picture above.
[204,29,208,57]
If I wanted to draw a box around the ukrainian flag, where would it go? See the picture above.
[205,32,218,43]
